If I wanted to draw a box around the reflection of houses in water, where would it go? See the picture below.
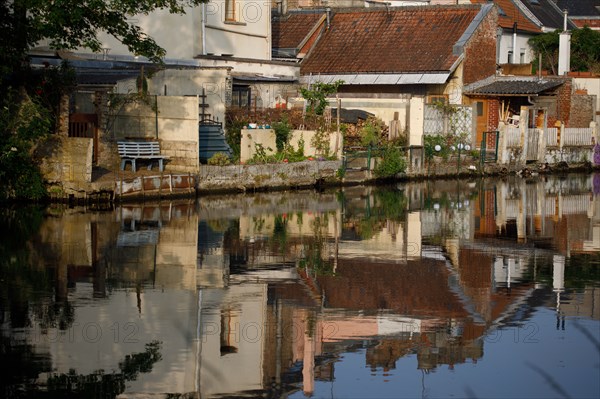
[476,176,600,254]
[111,202,199,290]
[23,179,600,397]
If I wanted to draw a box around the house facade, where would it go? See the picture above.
[299,4,499,146]
[471,0,541,65]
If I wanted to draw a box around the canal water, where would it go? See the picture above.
[1,174,599,398]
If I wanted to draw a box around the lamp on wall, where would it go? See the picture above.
[101,45,111,60]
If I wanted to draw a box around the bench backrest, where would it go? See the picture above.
[118,141,161,157]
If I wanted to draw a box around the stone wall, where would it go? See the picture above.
[37,136,93,186]
[108,96,200,173]
[544,147,594,164]
[198,160,342,192]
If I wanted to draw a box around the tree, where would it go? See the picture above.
[0,1,208,200]
[529,27,600,74]
[300,80,344,115]
[1,0,209,74]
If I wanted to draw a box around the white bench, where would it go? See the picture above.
[118,141,168,172]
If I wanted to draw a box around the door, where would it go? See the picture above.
[69,113,98,164]
[474,100,488,147]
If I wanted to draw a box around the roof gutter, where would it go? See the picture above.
[448,53,464,76]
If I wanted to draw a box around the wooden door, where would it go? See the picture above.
[474,100,488,147]
[69,113,98,164]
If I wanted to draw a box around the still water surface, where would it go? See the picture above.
[1,174,599,398]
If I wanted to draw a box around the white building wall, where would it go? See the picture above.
[203,0,271,60]
[498,31,535,64]
[94,6,202,61]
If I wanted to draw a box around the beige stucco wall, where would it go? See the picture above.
[148,68,230,125]
[240,128,343,162]
[409,96,425,146]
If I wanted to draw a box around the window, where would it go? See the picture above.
[508,50,513,64]
[520,51,525,63]
[225,0,236,22]
[476,102,484,117]
[232,85,251,109]
[427,95,447,105]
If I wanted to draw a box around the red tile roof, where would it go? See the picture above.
[301,6,486,75]
[471,0,541,33]
[272,12,326,49]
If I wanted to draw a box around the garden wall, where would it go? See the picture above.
[240,129,343,163]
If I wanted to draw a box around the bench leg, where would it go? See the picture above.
[147,162,153,171]
[131,159,136,172]
[158,159,164,172]
[120,159,126,171]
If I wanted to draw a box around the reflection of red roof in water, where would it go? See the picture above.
[316,258,469,319]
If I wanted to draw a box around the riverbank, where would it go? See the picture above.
[45,156,600,205]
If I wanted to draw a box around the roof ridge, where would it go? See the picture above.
[325,4,483,15]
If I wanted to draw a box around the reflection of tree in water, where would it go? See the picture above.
[343,188,408,240]
[0,207,77,332]
[42,341,162,398]
[298,215,335,276]
[269,214,288,255]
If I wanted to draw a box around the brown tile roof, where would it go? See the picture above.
[301,6,485,75]
[272,12,325,50]
[471,0,541,33]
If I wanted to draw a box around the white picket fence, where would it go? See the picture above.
[546,128,558,146]
[509,126,593,147]
[562,127,594,146]
[506,126,521,147]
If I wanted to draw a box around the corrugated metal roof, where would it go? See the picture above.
[465,79,564,95]
[301,73,450,85]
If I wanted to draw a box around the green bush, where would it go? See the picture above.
[207,152,232,166]
[272,118,292,152]
[359,117,385,147]
[0,91,52,201]
[424,134,450,161]
[373,146,407,178]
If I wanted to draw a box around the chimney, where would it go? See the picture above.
[326,7,331,29]
[558,10,571,75]
[512,22,518,64]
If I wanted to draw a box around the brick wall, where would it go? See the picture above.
[488,99,499,130]
[557,78,572,127]
[462,6,498,85]
[570,94,595,128]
